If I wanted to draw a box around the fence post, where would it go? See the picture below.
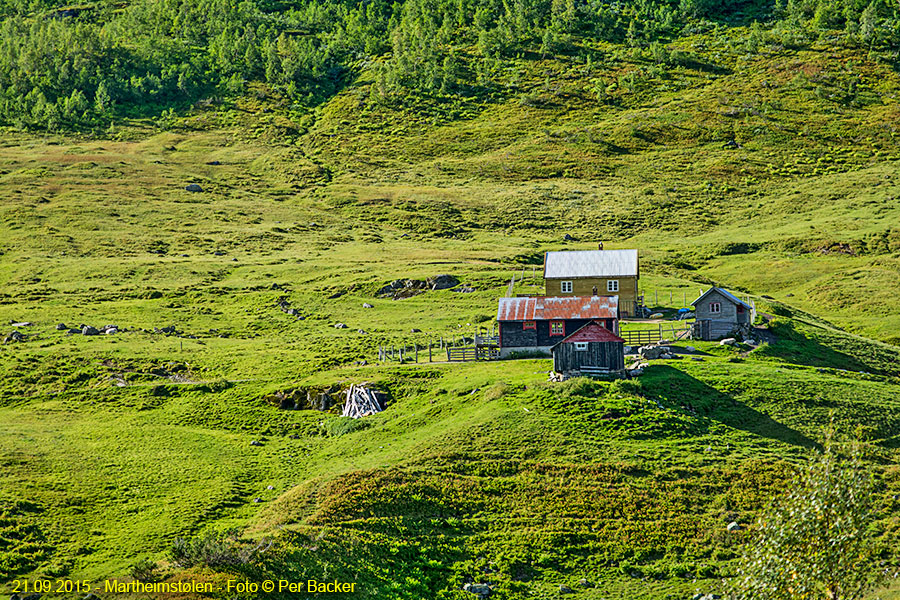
[655,289,658,305]
[415,345,419,363]
[429,343,432,362]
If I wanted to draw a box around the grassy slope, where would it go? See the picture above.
[2,25,900,599]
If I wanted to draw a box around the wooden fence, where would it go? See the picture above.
[378,329,499,364]
[619,323,691,346]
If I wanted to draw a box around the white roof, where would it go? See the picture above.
[544,249,639,279]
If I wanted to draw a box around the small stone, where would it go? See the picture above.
[206,160,221,165]
[252,497,262,503]
[563,233,575,241]
[727,521,741,532]
[250,440,262,446]
[213,250,225,256]
[334,323,348,329]
[720,338,736,346]
[82,325,99,336]
[357,329,367,334]
[185,183,203,192]
[10,322,32,327]
[578,578,591,588]
[559,585,573,594]
[105,327,118,335]
[685,346,696,353]
[266,485,274,490]
[56,322,67,330]
[362,303,373,308]
[83,594,101,600]
[410,328,422,333]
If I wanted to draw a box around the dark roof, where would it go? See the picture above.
[497,296,618,322]
[692,287,752,310]
[553,321,625,347]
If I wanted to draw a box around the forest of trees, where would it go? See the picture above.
[1,0,899,130]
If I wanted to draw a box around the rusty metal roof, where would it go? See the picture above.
[497,296,618,321]
[544,249,639,278]
[556,321,625,344]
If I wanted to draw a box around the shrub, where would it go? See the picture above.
[321,417,371,437]
[169,530,270,569]
[128,558,159,582]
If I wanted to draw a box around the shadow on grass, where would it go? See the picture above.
[755,320,892,374]
[637,365,820,449]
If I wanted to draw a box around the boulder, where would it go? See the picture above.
[105,327,118,335]
[623,345,633,354]
[559,585,574,594]
[451,285,477,293]
[10,322,32,327]
[462,583,491,597]
[427,274,460,290]
[649,312,664,319]
[3,331,26,344]
[81,325,99,336]
[638,346,664,360]
[206,160,221,165]
[628,368,644,377]
[334,323,348,329]
[185,183,203,192]
[720,338,736,346]
[727,521,741,532]
[56,322,67,330]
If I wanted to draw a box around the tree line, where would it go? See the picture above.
[0,0,898,130]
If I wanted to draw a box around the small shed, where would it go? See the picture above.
[551,321,625,374]
[691,287,752,340]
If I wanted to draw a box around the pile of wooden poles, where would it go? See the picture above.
[343,384,383,419]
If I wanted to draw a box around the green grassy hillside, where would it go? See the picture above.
[2,12,900,600]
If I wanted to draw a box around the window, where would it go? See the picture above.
[710,302,721,314]
[574,342,588,351]
[523,321,536,330]
[561,281,573,293]
[737,305,745,314]
[607,280,619,292]
[550,321,565,336]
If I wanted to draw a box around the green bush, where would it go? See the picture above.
[321,417,371,437]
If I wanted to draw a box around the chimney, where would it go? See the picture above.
[598,242,604,250]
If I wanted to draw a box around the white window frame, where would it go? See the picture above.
[574,342,589,351]
[607,280,619,292]
[710,302,721,314]
[561,281,573,293]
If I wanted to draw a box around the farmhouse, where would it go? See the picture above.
[551,321,626,375]
[496,295,618,358]
[543,249,640,317]
[691,287,752,340]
